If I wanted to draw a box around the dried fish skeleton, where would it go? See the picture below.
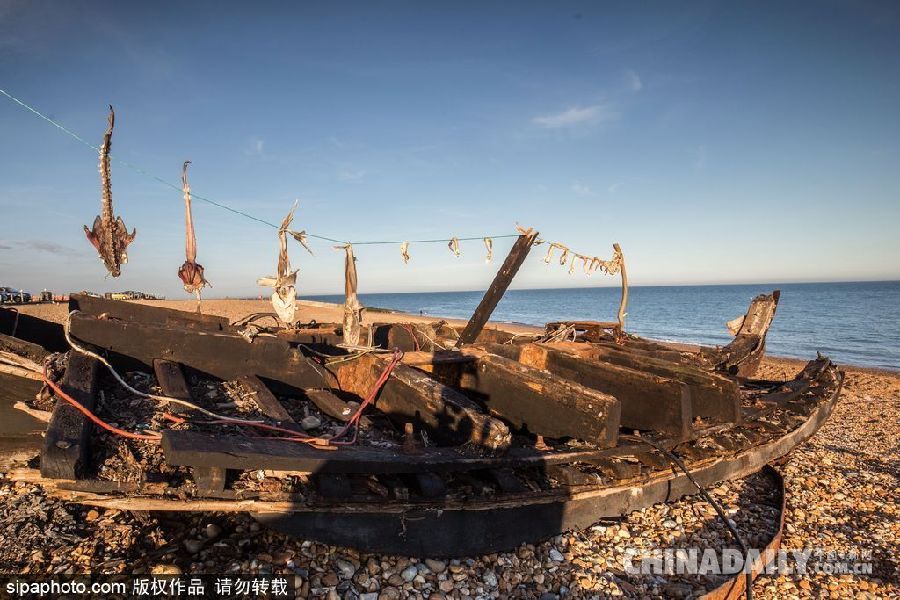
[257,202,301,326]
[400,241,410,264]
[337,243,363,346]
[83,105,135,277]
[177,161,210,298]
[483,237,493,263]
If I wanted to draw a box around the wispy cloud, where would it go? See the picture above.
[0,240,79,256]
[608,182,624,193]
[571,182,594,196]
[690,145,708,169]
[337,169,367,181]
[246,137,265,158]
[625,69,643,92]
[532,103,619,129]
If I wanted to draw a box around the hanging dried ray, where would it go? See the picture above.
[400,241,410,264]
[83,105,136,277]
[448,237,460,257]
[257,201,300,326]
[177,161,211,300]
[336,243,363,346]
[483,237,493,263]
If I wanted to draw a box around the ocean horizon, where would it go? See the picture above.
[300,280,900,371]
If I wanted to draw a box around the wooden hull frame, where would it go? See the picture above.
[8,370,841,556]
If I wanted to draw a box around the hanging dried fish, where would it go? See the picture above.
[336,243,363,346]
[558,246,570,266]
[543,242,557,264]
[177,161,210,303]
[400,241,410,264]
[83,105,135,277]
[287,227,314,256]
[568,254,577,274]
[448,237,460,257]
[483,237,493,263]
[257,201,301,326]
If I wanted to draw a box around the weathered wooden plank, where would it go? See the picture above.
[69,312,337,391]
[41,353,100,479]
[456,229,539,346]
[373,323,421,352]
[70,293,229,331]
[162,430,644,475]
[238,375,294,423]
[482,343,694,440]
[194,465,227,495]
[546,341,742,425]
[152,359,193,414]
[303,388,361,424]
[420,349,620,446]
[0,308,67,351]
[0,334,50,469]
[330,354,511,450]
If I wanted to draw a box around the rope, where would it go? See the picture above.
[0,88,520,246]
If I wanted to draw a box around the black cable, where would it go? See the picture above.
[621,434,754,600]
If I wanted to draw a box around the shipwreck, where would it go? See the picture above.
[0,232,842,562]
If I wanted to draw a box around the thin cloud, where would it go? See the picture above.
[625,69,643,92]
[691,145,708,169]
[571,182,594,196]
[532,104,619,129]
[608,182,624,193]
[246,137,265,158]
[0,240,78,256]
[337,169,367,181]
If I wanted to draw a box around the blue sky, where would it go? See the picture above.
[1,1,899,297]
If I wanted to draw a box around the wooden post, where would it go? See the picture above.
[456,229,539,346]
[614,243,628,338]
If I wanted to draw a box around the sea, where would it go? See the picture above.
[309,281,900,371]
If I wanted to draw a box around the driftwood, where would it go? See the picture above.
[82,105,135,277]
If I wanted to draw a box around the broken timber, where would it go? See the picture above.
[414,348,620,446]
[544,341,742,425]
[480,343,695,440]
[329,354,511,450]
[41,353,100,479]
[456,228,539,346]
[704,291,780,377]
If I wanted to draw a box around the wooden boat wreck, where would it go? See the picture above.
[0,237,842,557]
